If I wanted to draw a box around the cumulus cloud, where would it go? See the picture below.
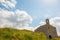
[0,0,17,8]
[39,22,46,26]
[0,0,33,31]
[0,8,32,30]
[57,32,60,36]
[50,17,60,36]
[50,17,60,26]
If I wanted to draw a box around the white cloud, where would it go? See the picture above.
[0,8,32,30]
[39,22,46,26]
[57,31,60,36]
[50,17,60,26]
[0,0,17,8]
[50,17,60,36]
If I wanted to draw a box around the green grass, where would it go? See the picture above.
[0,28,60,40]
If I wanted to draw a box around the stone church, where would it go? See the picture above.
[35,19,58,38]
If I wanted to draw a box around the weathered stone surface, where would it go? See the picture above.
[35,19,58,38]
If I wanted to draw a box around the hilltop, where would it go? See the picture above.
[0,28,60,40]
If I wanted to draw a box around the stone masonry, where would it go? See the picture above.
[35,19,58,38]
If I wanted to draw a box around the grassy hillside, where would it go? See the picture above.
[0,28,60,40]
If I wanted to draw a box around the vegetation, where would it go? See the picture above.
[0,28,60,40]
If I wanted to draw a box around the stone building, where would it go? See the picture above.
[35,19,58,38]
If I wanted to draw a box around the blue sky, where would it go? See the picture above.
[15,0,60,27]
[0,0,60,36]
